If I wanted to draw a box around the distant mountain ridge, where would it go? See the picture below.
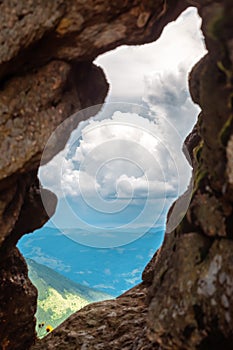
[26,258,113,338]
[18,226,164,296]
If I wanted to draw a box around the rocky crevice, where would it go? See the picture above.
[0,0,233,349]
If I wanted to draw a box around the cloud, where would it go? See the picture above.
[75,270,92,275]
[40,7,206,201]
[39,105,193,244]
[148,248,155,258]
[125,277,141,285]
[136,255,143,260]
[122,268,141,277]
[95,7,206,98]
[30,247,71,273]
[143,65,201,139]
[115,248,125,254]
[122,268,142,286]
[41,111,186,202]
[82,280,90,287]
[39,7,207,242]
[93,284,115,290]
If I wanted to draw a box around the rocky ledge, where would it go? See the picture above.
[0,0,233,349]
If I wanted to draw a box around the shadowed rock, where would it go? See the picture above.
[0,247,37,350]
[0,1,188,348]
[0,0,233,349]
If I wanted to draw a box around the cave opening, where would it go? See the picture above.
[17,7,206,337]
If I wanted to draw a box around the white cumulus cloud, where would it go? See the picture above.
[39,7,207,238]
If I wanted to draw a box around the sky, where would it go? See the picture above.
[39,7,206,248]
[18,226,164,295]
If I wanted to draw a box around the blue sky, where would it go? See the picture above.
[38,7,206,249]
[18,226,164,295]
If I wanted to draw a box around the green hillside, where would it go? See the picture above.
[26,259,113,338]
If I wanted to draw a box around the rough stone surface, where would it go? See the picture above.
[0,0,187,80]
[146,1,233,349]
[0,247,37,350]
[0,1,188,349]
[31,284,158,350]
[0,0,233,349]
[147,233,233,349]
[227,135,233,185]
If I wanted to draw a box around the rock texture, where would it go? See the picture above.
[146,2,233,348]
[32,284,157,350]
[0,1,188,349]
[0,0,233,349]
[149,1,233,348]
[0,248,37,350]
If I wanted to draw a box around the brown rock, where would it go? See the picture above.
[0,1,189,348]
[147,233,233,349]
[0,0,233,349]
[0,247,37,350]
[0,0,187,80]
[227,135,233,186]
[31,284,158,350]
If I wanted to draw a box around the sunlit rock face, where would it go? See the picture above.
[0,0,233,349]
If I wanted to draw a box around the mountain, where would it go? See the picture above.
[26,258,113,338]
[18,226,164,296]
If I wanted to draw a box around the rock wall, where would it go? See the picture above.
[0,0,232,349]
[146,2,233,349]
